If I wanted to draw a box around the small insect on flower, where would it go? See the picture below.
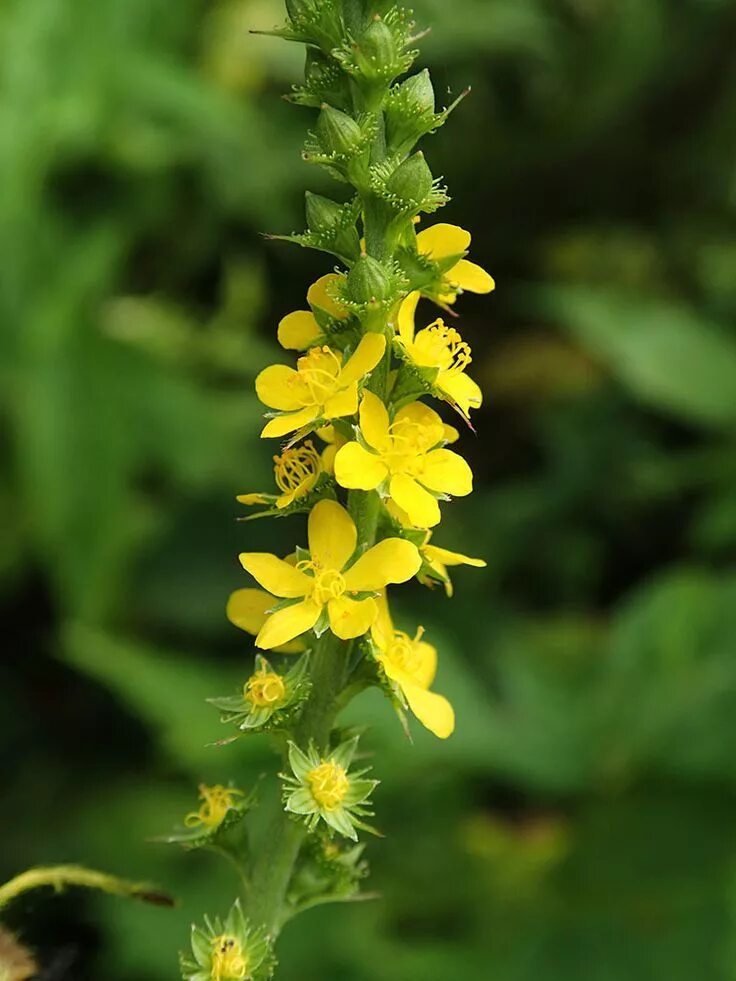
[334,391,473,528]
[238,499,421,649]
[255,333,385,439]
[370,594,454,739]
[281,736,379,841]
[181,899,274,981]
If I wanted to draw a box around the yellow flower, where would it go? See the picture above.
[256,333,386,439]
[333,391,473,528]
[237,440,323,512]
[277,273,350,351]
[238,499,421,649]
[226,587,305,653]
[371,595,454,739]
[396,293,482,420]
[185,784,244,830]
[416,222,495,304]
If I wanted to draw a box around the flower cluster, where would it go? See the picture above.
[180,1,492,975]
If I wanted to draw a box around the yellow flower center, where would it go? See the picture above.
[210,935,248,981]
[273,441,321,495]
[412,319,471,375]
[379,418,433,477]
[386,627,426,682]
[184,785,243,829]
[244,668,286,709]
[307,761,350,811]
[296,346,343,406]
[297,562,347,605]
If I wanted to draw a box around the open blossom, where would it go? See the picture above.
[396,292,482,420]
[238,499,421,649]
[256,333,385,439]
[415,222,495,305]
[334,391,473,528]
[371,595,454,739]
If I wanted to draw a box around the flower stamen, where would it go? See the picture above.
[307,761,350,811]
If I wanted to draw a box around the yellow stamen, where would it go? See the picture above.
[307,761,350,811]
[244,666,286,709]
[184,785,243,829]
[296,346,343,405]
[296,560,347,605]
[273,441,321,494]
[210,935,248,981]
[412,319,472,375]
[386,627,426,679]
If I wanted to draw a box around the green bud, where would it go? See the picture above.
[347,254,392,304]
[305,192,344,233]
[357,17,397,74]
[316,105,363,157]
[285,0,311,19]
[386,151,434,205]
[398,69,435,115]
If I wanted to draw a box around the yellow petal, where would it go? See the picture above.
[394,401,445,449]
[328,595,377,640]
[334,440,388,490]
[413,640,438,689]
[389,473,441,528]
[278,310,321,350]
[438,372,483,417]
[343,538,421,592]
[358,390,390,449]
[236,493,270,505]
[255,364,304,411]
[239,553,311,598]
[321,444,337,474]
[256,599,321,650]
[370,591,394,649]
[322,381,358,419]
[402,682,455,738]
[226,588,304,652]
[416,223,471,261]
[261,406,319,439]
[308,499,357,571]
[423,544,486,569]
[443,423,460,444]
[307,273,350,320]
[421,449,473,496]
[397,291,420,345]
[226,588,275,636]
[448,259,495,294]
[339,333,386,386]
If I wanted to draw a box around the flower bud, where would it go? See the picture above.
[305,192,343,233]
[316,105,363,157]
[397,69,435,115]
[386,151,434,205]
[357,17,397,75]
[347,254,392,305]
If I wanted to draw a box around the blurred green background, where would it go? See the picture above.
[3,0,736,978]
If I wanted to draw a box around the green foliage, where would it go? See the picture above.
[4,0,736,979]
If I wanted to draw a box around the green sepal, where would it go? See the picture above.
[289,50,352,110]
[285,836,372,920]
[385,71,469,156]
[303,109,377,185]
[257,0,344,54]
